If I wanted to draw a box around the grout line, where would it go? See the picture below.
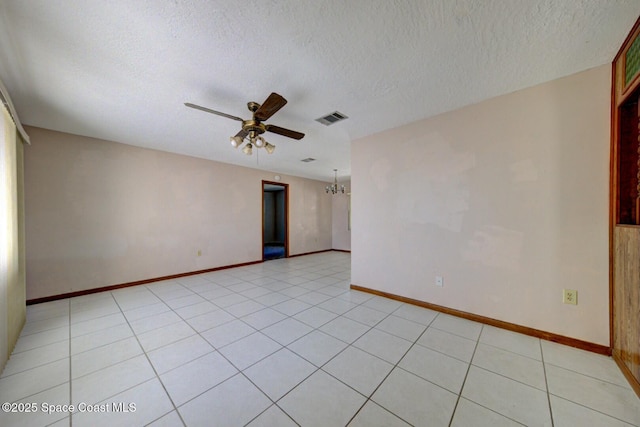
[109,292,188,427]
[447,323,483,427]
[344,308,440,426]
[541,339,555,427]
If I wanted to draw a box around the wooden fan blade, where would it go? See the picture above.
[184,103,244,122]
[254,93,287,121]
[234,128,250,139]
[266,124,305,140]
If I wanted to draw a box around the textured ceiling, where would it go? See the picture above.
[0,1,638,181]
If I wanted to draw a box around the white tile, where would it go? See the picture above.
[336,290,374,305]
[318,298,358,315]
[480,325,541,360]
[244,348,316,400]
[246,405,298,427]
[71,323,133,355]
[70,312,127,338]
[542,340,629,387]
[26,300,69,322]
[70,304,121,324]
[462,366,552,426]
[320,316,370,343]
[271,299,312,316]
[173,300,217,319]
[279,370,366,427]
[288,330,348,367]
[344,305,388,327]
[122,302,170,322]
[472,343,546,390]
[128,311,182,335]
[399,344,469,394]
[176,275,211,287]
[160,351,238,406]
[225,300,265,317]
[13,326,69,354]
[372,368,457,427]
[550,395,635,427]
[545,364,640,425]
[179,374,271,427]
[147,410,183,427]
[185,309,235,333]
[212,293,249,308]
[417,327,477,362]
[316,285,348,297]
[147,335,214,374]
[200,319,256,348]
[0,382,70,427]
[241,308,287,330]
[255,292,290,306]
[113,291,162,311]
[375,315,426,342]
[324,346,393,396]
[348,401,411,426]
[72,355,155,406]
[72,336,143,379]
[218,332,282,370]
[451,398,522,427]
[293,306,338,328]
[261,318,313,346]
[199,287,234,300]
[72,378,173,427]
[239,286,274,299]
[353,329,412,364]
[296,290,332,305]
[392,304,438,326]
[1,340,69,377]
[362,296,403,314]
[137,321,195,352]
[21,314,69,337]
[164,293,206,310]
[431,314,483,341]
[0,358,69,403]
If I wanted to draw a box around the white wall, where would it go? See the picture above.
[24,127,332,300]
[352,65,611,345]
[331,180,351,251]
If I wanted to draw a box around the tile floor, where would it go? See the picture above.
[1,252,639,426]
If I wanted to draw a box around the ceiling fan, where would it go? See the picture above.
[185,92,304,155]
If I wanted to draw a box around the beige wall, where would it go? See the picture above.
[331,180,351,251]
[352,65,611,345]
[24,127,332,300]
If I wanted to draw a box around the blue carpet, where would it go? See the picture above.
[264,246,285,260]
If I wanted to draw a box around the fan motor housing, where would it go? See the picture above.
[242,119,266,135]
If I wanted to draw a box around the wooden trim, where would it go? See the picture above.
[613,349,640,398]
[350,284,612,356]
[288,249,332,258]
[262,180,289,259]
[26,259,263,305]
[614,17,640,103]
[332,249,351,253]
[610,60,617,349]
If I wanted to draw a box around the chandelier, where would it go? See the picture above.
[230,131,275,156]
[326,169,345,194]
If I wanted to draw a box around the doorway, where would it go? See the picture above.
[262,181,288,260]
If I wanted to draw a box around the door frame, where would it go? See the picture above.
[262,180,289,260]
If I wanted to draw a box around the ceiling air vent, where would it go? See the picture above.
[315,111,348,126]
[301,158,316,163]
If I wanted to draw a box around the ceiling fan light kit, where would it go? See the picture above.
[186,92,304,156]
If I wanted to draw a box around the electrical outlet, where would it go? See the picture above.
[563,289,577,305]
[436,276,444,287]
[197,250,202,257]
